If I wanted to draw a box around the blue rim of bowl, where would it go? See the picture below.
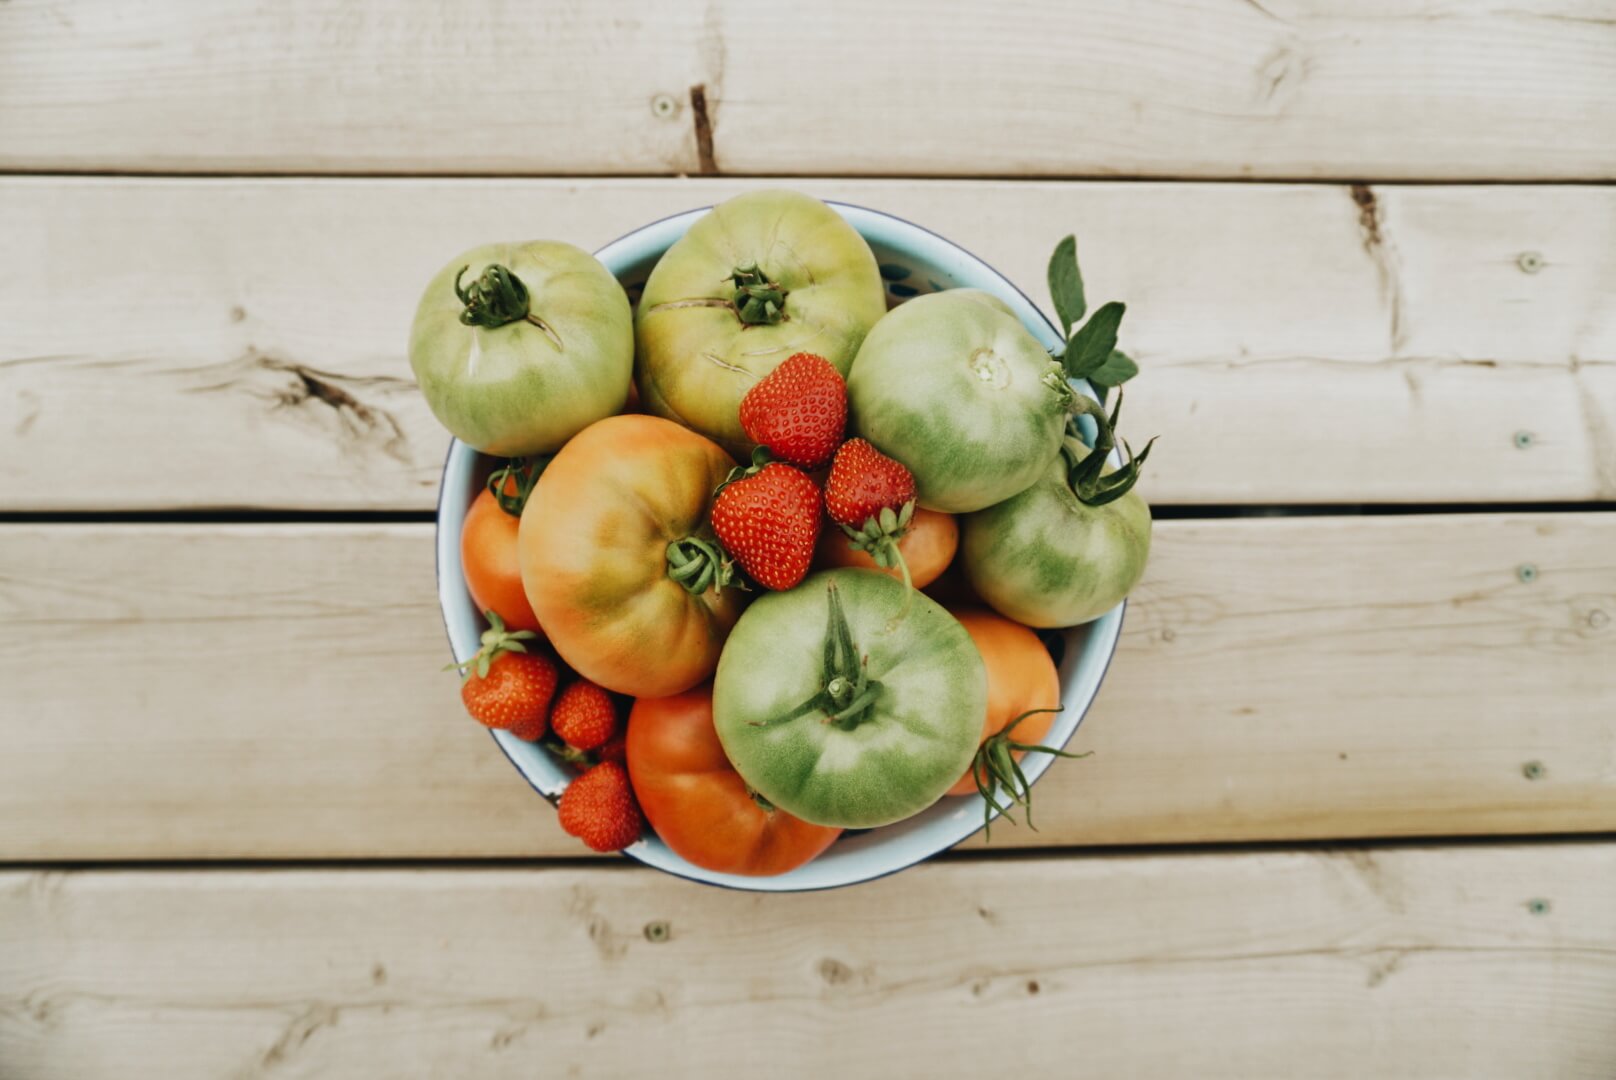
[432,198,1127,892]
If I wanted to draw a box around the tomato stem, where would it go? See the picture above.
[763,581,886,731]
[730,264,788,326]
[665,536,736,596]
[487,457,548,517]
[973,707,1094,839]
[1061,389,1156,508]
[454,263,564,347]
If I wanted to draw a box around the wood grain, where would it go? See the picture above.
[2,1,1612,178]
[4,844,1615,1078]
[3,178,1613,510]
[2,513,1611,861]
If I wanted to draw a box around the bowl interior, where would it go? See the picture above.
[436,202,1125,892]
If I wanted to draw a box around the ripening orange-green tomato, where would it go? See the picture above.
[519,414,746,697]
[813,507,957,589]
[627,685,841,876]
[945,607,1063,797]
[460,481,543,635]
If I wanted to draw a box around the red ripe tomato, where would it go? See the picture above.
[945,608,1063,797]
[626,685,840,877]
[461,467,543,635]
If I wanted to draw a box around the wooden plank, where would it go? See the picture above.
[1,513,1611,861]
[3,844,1614,1078]
[2,1,1612,178]
[3,178,1613,511]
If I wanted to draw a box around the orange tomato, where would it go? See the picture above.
[519,414,746,697]
[461,480,543,636]
[945,608,1063,797]
[814,507,957,589]
[627,685,841,876]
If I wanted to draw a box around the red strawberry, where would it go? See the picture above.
[550,679,618,751]
[826,438,917,529]
[825,439,920,590]
[738,352,847,470]
[596,732,628,767]
[711,462,823,590]
[451,611,558,741]
[558,761,643,852]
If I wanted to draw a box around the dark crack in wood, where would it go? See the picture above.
[1350,184,1408,354]
[690,84,717,175]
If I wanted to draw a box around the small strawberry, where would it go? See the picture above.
[826,438,917,528]
[738,352,847,469]
[595,732,628,767]
[825,438,920,590]
[550,679,618,752]
[450,611,559,741]
[711,460,823,590]
[557,761,643,852]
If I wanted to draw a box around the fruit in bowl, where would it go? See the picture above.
[634,189,888,457]
[409,241,634,456]
[424,192,1151,891]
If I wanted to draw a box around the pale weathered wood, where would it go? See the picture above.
[3,178,1613,510]
[2,1,1612,178]
[1,513,1611,861]
[3,844,1614,1078]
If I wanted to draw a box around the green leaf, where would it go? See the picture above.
[1047,234,1086,337]
[1086,349,1139,388]
[1063,302,1125,380]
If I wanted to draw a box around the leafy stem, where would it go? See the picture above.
[486,457,549,517]
[837,500,916,595]
[973,707,1092,839]
[665,535,737,596]
[751,581,884,732]
[454,264,562,347]
[444,610,538,680]
[1047,234,1139,402]
[730,264,788,326]
[1060,390,1156,507]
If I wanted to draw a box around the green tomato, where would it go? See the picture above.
[635,190,887,456]
[410,241,632,456]
[847,289,1072,513]
[712,569,986,829]
[961,452,1152,628]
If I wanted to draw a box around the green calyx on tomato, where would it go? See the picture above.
[1062,390,1155,508]
[969,707,1091,838]
[756,580,884,732]
[664,535,737,596]
[729,264,788,326]
[453,264,556,348]
[486,457,548,517]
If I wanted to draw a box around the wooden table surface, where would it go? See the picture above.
[3,3,1614,1076]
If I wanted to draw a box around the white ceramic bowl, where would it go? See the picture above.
[435,201,1125,891]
